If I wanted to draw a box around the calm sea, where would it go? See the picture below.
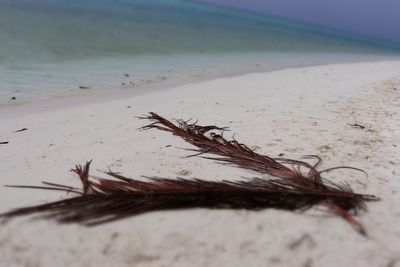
[0,0,398,105]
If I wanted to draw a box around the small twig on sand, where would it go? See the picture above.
[348,121,366,130]
[13,128,28,133]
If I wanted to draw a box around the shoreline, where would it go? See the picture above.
[1,60,400,266]
[1,58,399,119]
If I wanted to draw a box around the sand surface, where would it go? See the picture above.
[0,61,400,267]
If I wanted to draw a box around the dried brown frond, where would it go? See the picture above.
[1,161,376,232]
[140,112,379,235]
[0,113,379,236]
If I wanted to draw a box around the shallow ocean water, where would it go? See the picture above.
[0,0,398,105]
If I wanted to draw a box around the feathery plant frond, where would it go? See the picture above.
[1,112,379,236]
[139,112,379,235]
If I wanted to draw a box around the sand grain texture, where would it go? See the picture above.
[0,61,400,267]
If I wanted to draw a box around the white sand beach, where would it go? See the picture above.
[0,61,400,266]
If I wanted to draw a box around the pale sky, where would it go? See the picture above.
[195,0,400,44]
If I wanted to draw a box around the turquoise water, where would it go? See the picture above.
[0,0,399,105]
